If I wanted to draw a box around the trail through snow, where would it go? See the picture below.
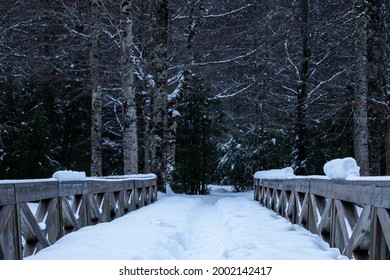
[26,187,346,260]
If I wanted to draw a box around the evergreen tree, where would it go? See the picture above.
[172,78,222,194]
[218,128,293,191]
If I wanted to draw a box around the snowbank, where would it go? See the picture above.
[254,167,295,180]
[323,157,360,179]
[52,170,87,181]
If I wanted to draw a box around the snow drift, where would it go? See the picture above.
[254,167,295,180]
[52,170,87,181]
[323,157,360,179]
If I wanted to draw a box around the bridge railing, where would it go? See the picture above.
[254,178,390,260]
[0,175,157,260]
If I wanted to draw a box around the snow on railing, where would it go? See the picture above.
[0,173,157,260]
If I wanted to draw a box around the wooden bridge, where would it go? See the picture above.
[254,177,390,260]
[2,174,390,260]
[0,175,157,260]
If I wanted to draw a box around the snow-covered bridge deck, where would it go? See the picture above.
[24,186,345,260]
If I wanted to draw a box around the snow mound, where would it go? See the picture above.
[323,157,360,179]
[52,170,87,181]
[254,167,295,180]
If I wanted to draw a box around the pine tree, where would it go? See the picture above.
[173,78,221,194]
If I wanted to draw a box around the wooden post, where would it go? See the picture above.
[57,197,64,240]
[370,207,381,259]
[13,204,22,260]
[330,199,337,248]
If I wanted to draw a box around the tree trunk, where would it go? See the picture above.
[121,0,138,174]
[353,0,370,176]
[386,119,390,175]
[367,0,387,175]
[292,0,310,175]
[152,0,169,191]
[90,0,102,177]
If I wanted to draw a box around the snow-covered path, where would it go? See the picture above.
[26,187,346,260]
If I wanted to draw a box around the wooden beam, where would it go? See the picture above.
[376,208,390,254]
[19,203,50,257]
[0,184,15,206]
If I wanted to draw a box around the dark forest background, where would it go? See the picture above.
[0,1,388,193]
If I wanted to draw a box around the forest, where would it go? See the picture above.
[0,0,389,194]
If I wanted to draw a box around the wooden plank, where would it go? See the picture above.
[377,208,390,250]
[280,190,287,218]
[2,208,14,259]
[309,180,334,198]
[283,179,310,193]
[59,181,88,196]
[286,191,295,223]
[275,189,282,215]
[15,181,59,203]
[152,184,158,202]
[0,243,4,260]
[306,194,318,234]
[372,186,390,209]
[88,194,102,224]
[0,205,13,236]
[341,201,359,230]
[73,194,88,227]
[35,199,50,223]
[39,198,59,245]
[334,200,350,251]
[0,184,15,206]
[318,199,332,234]
[11,204,22,260]
[57,197,64,239]
[133,187,140,209]
[123,189,132,212]
[134,179,155,189]
[116,191,125,216]
[343,205,371,258]
[370,208,381,259]
[314,195,327,215]
[88,179,134,194]
[310,179,375,206]
[254,180,260,201]
[19,203,50,250]
[298,193,309,228]
[61,198,81,232]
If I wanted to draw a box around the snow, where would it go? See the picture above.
[0,178,57,184]
[323,157,360,179]
[26,186,346,260]
[52,170,87,181]
[99,173,157,180]
[254,167,295,180]
[254,157,362,180]
[51,171,156,182]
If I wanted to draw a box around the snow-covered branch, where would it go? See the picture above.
[308,69,346,99]
[203,3,254,18]
[193,50,256,67]
[284,39,300,78]
[210,83,253,100]
[173,3,253,20]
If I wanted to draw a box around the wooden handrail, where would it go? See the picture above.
[0,176,157,260]
[254,178,390,260]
